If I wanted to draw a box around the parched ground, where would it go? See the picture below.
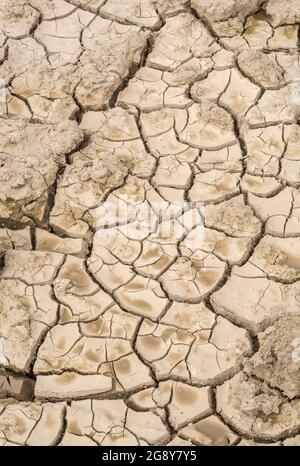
[0,0,300,447]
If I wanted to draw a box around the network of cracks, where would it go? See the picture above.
[1,0,300,447]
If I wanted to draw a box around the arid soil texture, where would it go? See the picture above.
[1,0,300,447]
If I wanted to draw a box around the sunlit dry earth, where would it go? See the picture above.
[0,0,300,446]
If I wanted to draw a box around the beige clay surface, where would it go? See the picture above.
[0,0,300,446]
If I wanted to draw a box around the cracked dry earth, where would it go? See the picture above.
[2,0,300,449]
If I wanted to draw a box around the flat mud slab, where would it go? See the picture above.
[0,0,300,447]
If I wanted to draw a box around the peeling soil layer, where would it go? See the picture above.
[1,0,300,447]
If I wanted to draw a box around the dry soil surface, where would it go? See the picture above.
[1,0,300,447]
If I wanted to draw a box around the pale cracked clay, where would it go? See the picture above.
[0,0,300,447]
